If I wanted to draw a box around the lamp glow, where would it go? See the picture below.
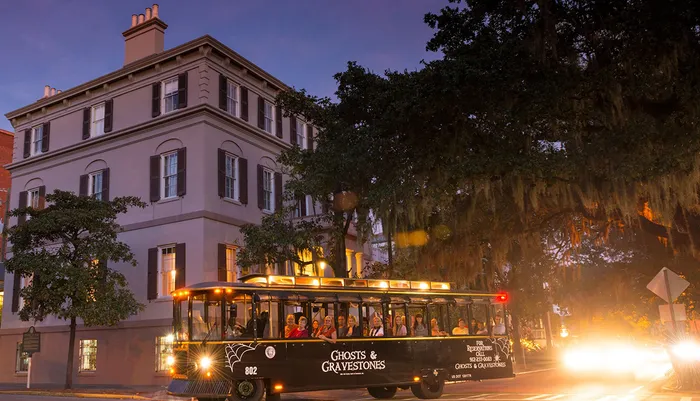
[199,356,212,370]
[165,334,174,343]
[166,355,175,366]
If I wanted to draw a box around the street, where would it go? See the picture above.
[0,368,695,401]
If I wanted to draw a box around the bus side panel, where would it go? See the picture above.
[222,341,293,385]
[352,339,414,386]
[286,341,333,391]
[446,337,514,381]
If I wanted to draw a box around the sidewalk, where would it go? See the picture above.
[0,384,186,400]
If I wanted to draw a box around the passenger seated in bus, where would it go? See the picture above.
[369,315,384,337]
[288,316,310,338]
[284,314,298,338]
[311,319,320,337]
[452,318,469,335]
[384,315,393,337]
[431,318,448,336]
[470,318,479,334]
[192,310,208,339]
[362,317,370,336]
[412,314,429,337]
[394,315,408,336]
[346,315,360,337]
[476,321,488,335]
[492,314,506,335]
[226,316,244,339]
[317,315,337,343]
[337,315,348,337]
[258,311,271,338]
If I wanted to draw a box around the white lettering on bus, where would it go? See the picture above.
[322,350,386,375]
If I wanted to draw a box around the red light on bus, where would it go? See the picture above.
[496,293,508,302]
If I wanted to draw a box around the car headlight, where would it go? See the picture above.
[166,355,175,366]
[672,341,700,361]
[199,356,212,370]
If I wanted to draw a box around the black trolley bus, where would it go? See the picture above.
[166,274,514,401]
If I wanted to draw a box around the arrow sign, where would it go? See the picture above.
[647,267,689,303]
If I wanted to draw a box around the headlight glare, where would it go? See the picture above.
[200,356,212,370]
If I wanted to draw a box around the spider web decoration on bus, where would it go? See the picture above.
[489,337,511,360]
[224,343,259,372]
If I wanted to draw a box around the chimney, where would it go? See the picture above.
[50,88,56,96]
[57,90,62,94]
[43,85,50,98]
[122,4,167,65]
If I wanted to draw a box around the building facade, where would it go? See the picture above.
[0,6,370,387]
[0,128,14,328]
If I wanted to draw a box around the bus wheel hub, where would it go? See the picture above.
[237,380,255,397]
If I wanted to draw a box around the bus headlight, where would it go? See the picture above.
[166,355,175,366]
[200,356,212,370]
[671,340,700,361]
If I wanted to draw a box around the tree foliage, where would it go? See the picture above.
[277,0,700,284]
[5,190,146,388]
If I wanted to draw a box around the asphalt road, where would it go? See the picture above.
[0,368,694,401]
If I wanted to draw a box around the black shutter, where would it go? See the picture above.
[147,247,158,300]
[218,149,226,197]
[177,72,188,109]
[257,164,264,209]
[275,106,283,138]
[290,116,297,145]
[239,158,248,205]
[17,191,27,225]
[218,243,227,282]
[152,82,161,118]
[274,172,283,211]
[104,99,113,133]
[307,125,313,150]
[257,96,265,130]
[23,130,31,158]
[82,108,91,139]
[38,186,46,210]
[150,155,161,202]
[41,122,50,153]
[219,74,227,111]
[11,273,21,313]
[301,195,307,217]
[79,174,89,196]
[175,243,186,290]
[176,148,186,197]
[240,87,249,121]
[102,168,110,201]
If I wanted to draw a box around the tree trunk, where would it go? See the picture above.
[510,311,526,368]
[65,317,77,389]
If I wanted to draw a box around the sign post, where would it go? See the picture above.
[22,326,41,389]
[646,267,690,333]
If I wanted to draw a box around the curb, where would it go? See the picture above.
[0,390,149,399]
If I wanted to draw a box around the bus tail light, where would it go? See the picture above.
[413,376,421,382]
[495,293,508,303]
[274,384,284,391]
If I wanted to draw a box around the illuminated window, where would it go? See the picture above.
[226,246,239,282]
[78,339,97,372]
[15,343,29,373]
[155,336,174,372]
[159,246,176,297]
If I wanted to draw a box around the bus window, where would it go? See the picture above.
[282,301,304,338]
[449,302,470,335]
[408,305,428,336]
[388,303,407,337]
[225,294,250,340]
[191,294,208,341]
[428,303,449,336]
[174,298,188,341]
[206,294,223,340]
[309,302,327,336]
[471,302,489,335]
[490,303,507,335]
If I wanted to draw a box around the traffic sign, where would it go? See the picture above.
[647,267,689,303]
[22,326,40,355]
[659,304,687,322]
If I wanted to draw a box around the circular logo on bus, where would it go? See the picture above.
[265,346,276,359]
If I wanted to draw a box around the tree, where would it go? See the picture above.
[237,207,327,275]
[5,190,146,389]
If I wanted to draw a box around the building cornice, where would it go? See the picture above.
[5,35,292,124]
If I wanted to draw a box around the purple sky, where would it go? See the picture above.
[0,0,447,131]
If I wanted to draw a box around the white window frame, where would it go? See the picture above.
[161,152,178,200]
[27,188,40,209]
[18,275,32,310]
[225,245,240,282]
[30,125,43,156]
[158,245,177,298]
[162,77,179,114]
[262,168,274,213]
[227,80,239,117]
[78,339,98,372]
[296,120,306,149]
[16,342,29,373]
[91,103,105,137]
[224,154,239,201]
[155,336,174,372]
[263,101,274,134]
[89,171,104,201]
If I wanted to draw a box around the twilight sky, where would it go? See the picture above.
[0,0,447,131]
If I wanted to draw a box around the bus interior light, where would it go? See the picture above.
[413,376,421,382]
[274,384,284,391]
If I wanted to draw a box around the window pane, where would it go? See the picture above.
[155,336,174,372]
[79,340,97,372]
[226,247,237,282]
[163,154,178,198]
[32,126,43,154]
[161,247,176,296]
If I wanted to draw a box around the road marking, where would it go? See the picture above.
[464,394,491,399]
[516,368,556,375]
[629,386,644,394]
[544,395,566,400]
[524,395,551,400]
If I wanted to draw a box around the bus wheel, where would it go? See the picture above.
[198,399,226,401]
[367,386,398,399]
[410,379,444,399]
[228,379,265,401]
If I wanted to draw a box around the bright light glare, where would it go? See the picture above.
[672,340,700,361]
[560,327,569,338]
[563,343,672,378]
[166,355,175,366]
[165,334,174,343]
[199,356,212,370]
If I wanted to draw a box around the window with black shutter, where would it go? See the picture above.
[147,247,158,300]
[177,72,188,109]
[175,243,186,290]
[257,96,265,130]
[40,122,50,153]
[219,74,228,111]
[82,108,91,140]
[104,99,113,133]
[239,158,248,205]
[290,115,297,145]
[275,105,283,139]
[307,125,313,150]
[176,148,186,197]
[152,82,161,118]
[149,155,161,202]
[240,87,249,121]
[217,243,227,282]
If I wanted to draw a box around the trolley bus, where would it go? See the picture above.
[166,274,514,401]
